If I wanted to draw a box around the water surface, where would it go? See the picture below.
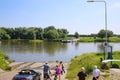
[0,40,120,62]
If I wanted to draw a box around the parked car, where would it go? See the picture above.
[12,69,41,80]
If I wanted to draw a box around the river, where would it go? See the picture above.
[0,40,120,62]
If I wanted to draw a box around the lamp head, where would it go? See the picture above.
[87,0,94,2]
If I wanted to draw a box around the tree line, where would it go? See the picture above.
[0,26,68,40]
[70,29,115,39]
[0,26,120,40]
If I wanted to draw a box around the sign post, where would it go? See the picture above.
[103,43,112,65]
[103,42,108,60]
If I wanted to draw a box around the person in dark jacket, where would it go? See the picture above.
[43,62,51,79]
[77,67,87,80]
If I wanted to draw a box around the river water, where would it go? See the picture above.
[0,40,120,62]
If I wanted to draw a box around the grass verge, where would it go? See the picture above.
[0,50,12,70]
[66,51,120,80]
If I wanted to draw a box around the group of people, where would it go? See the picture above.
[43,60,65,80]
[77,65,101,80]
[43,61,101,80]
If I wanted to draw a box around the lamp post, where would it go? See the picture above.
[87,0,108,60]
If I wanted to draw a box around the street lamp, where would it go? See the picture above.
[87,0,108,60]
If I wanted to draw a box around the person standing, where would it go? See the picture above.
[92,65,100,80]
[58,61,65,74]
[43,62,51,80]
[77,67,87,80]
[55,65,62,80]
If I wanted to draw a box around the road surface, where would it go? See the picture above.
[0,62,68,80]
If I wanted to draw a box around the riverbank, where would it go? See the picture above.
[66,51,120,80]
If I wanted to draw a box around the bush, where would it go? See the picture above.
[86,63,93,74]
[0,50,12,70]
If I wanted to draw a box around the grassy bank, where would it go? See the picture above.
[29,40,43,43]
[66,51,120,80]
[0,50,12,70]
[78,37,120,42]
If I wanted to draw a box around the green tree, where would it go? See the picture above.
[97,29,113,39]
[57,29,67,38]
[45,30,59,40]
[0,28,10,39]
[44,26,56,39]
[107,30,113,38]
[35,28,44,39]
[74,32,79,38]
[25,27,36,40]
[5,28,15,39]
[44,26,56,33]
[98,29,106,38]
[14,27,26,39]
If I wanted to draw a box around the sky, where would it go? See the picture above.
[0,0,120,34]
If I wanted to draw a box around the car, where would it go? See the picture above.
[12,69,41,80]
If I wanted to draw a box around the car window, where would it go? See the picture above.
[19,70,31,75]
[30,70,36,75]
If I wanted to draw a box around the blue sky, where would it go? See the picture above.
[0,0,120,34]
